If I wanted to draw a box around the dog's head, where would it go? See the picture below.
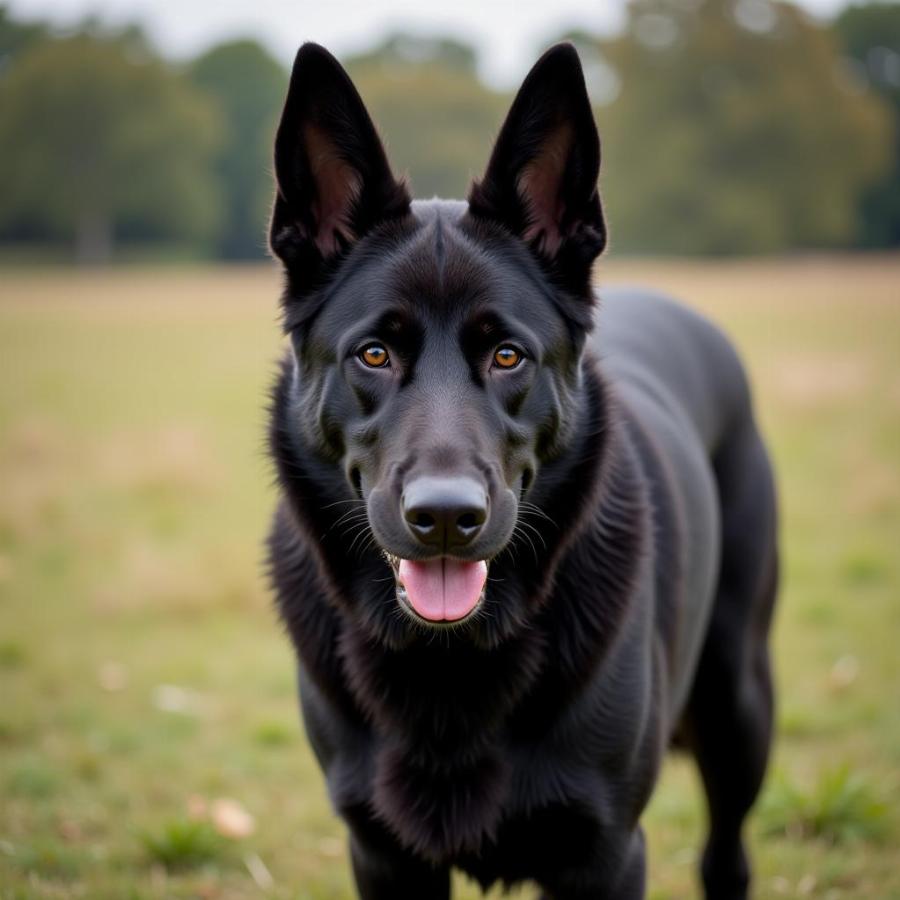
[270,43,606,641]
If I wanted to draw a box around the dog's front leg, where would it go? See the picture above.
[538,827,646,900]
[349,832,451,900]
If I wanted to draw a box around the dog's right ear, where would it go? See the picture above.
[269,43,410,278]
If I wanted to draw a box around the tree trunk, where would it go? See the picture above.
[75,211,113,265]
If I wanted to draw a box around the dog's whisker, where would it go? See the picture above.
[358,535,380,561]
[321,498,367,511]
[326,508,371,538]
[346,525,374,557]
[515,518,547,550]
[518,501,558,528]
[510,525,540,566]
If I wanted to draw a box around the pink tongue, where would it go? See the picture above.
[398,558,488,622]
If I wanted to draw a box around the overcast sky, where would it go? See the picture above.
[8,0,855,87]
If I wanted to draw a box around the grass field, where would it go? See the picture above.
[1,257,898,899]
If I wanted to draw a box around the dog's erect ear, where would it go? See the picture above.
[269,43,410,270]
[468,43,605,291]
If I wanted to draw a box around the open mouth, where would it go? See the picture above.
[385,555,488,624]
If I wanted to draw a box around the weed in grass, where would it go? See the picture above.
[6,759,59,799]
[7,837,86,879]
[779,706,822,739]
[138,818,226,871]
[73,748,103,781]
[800,600,838,626]
[253,719,295,747]
[0,639,26,668]
[841,549,888,586]
[760,763,890,844]
[98,724,141,754]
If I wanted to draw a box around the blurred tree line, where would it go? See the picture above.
[0,0,897,261]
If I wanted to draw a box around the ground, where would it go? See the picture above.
[1,257,898,899]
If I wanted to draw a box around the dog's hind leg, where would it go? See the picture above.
[683,418,778,900]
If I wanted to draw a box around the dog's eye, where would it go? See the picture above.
[493,346,521,369]
[360,344,390,368]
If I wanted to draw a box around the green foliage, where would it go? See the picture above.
[0,5,47,61]
[573,0,892,254]
[189,40,286,259]
[834,2,900,247]
[347,34,506,199]
[349,32,480,75]
[139,818,226,870]
[0,32,222,262]
[761,764,890,843]
[0,6,897,259]
[835,2,900,90]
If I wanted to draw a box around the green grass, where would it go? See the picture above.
[760,764,889,845]
[139,818,228,871]
[1,257,899,898]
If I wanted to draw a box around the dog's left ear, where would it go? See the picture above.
[468,43,605,293]
[269,43,410,276]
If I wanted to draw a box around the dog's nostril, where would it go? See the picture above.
[456,512,482,534]
[413,512,436,532]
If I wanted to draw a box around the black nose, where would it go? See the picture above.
[402,476,488,551]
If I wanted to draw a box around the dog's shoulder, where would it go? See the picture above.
[592,287,753,451]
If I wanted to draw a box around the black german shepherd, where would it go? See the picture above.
[267,41,778,900]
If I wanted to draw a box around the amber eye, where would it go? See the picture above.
[493,346,521,369]
[360,344,389,368]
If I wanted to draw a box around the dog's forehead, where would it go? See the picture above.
[389,209,498,304]
[316,200,570,348]
[371,202,559,324]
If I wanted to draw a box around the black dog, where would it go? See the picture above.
[267,42,777,900]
